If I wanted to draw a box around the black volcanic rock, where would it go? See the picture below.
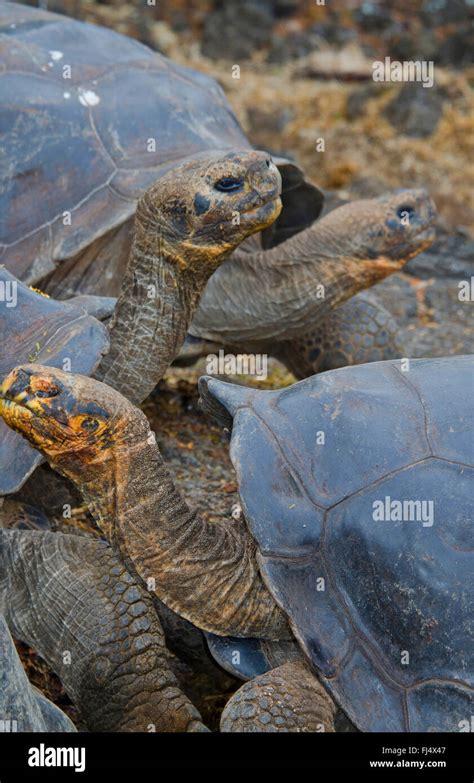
[383,83,446,137]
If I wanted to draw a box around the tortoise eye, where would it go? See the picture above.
[396,205,415,221]
[80,417,100,432]
[35,387,59,399]
[214,177,244,193]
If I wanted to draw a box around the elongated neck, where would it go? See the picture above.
[263,222,333,263]
[263,225,366,316]
[196,221,390,345]
[95,224,222,405]
[75,423,289,641]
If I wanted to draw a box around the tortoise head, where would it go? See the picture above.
[326,188,437,265]
[135,150,282,272]
[0,365,146,482]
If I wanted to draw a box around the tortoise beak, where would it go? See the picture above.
[367,256,407,274]
[248,156,282,202]
[386,223,437,261]
[0,367,47,421]
[0,368,32,403]
[0,369,32,427]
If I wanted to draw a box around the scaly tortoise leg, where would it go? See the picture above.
[0,499,233,706]
[0,528,208,732]
[220,660,336,732]
[277,292,402,378]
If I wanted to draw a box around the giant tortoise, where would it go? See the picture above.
[1,2,437,384]
[0,149,282,493]
[181,189,436,376]
[0,1,320,294]
[0,355,472,732]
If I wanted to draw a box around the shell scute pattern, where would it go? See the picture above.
[219,356,473,731]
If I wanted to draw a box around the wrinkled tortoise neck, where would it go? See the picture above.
[224,217,402,345]
[265,220,373,309]
[74,417,290,642]
[94,213,230,405]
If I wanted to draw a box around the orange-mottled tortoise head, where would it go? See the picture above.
[0,365,147,481]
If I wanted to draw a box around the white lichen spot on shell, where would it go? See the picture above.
[231,503,242,520]
[49,51,64,61]
[78,88,100,107]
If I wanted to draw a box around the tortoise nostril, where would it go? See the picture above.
[15,369,32,389]
[4,368,32,400]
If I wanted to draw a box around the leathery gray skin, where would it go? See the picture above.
[93,151,282,405]
[70,190,437,380]
[205,634,337,732]
[0,528,209,732]
[0,365,338,732]
[182,189,437,377]
[0,151,282,500]
[3,356,471,733]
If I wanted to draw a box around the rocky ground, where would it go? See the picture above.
[10,0,474,730]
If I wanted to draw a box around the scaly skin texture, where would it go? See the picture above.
[220,661,336,733]
[182,291,402,378]
[189,189,436,349]
[0,501,233,724]
[0,367,290,641]
[95,151,282,404]
[275,290,402,378]
[0,528,208,732]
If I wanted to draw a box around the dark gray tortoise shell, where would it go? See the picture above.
[0,2,322,284]
[200,355,474,732]
[0,268,109,494]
